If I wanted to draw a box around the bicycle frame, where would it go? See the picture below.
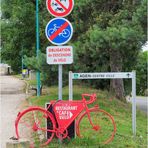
[48,94,97,135]
[15,93,116,146]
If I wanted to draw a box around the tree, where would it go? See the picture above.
[1,0,147,99]
[1,0,36,72]
[1,0,55,71]
[135,51,147,95]
[71,0,147,100]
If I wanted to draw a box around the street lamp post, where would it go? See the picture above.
[21,47,23,74]
[36,0,41,96]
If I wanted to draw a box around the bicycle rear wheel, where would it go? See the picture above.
[76,108,116,145]
[15,107,56,147]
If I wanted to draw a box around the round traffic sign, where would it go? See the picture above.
[45,18,73,45]
[46,0,74,17]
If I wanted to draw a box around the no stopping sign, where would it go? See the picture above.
[46,0,74,17]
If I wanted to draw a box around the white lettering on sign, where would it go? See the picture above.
[55,105,77,111]
[46,46,73,65]
[57,111,73,119]
[55,105,77,120]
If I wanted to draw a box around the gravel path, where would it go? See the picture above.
[0,75,28,148]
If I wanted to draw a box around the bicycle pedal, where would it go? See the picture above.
[10,136,18,140]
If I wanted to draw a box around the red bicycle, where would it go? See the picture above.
[15,94,116,147]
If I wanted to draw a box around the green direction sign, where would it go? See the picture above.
[73,73,79,79]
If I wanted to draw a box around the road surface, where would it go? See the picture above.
[127,96,147,114]
[135,96,147,114]
[0,75,27,148]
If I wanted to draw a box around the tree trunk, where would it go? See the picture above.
[109,50,125,101]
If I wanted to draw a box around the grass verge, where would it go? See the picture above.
[25,85,147,148]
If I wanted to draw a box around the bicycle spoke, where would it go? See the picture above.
[38,127,55,133]
[19,120,32,128]
[15,107,55,147]
[77,108,116,145]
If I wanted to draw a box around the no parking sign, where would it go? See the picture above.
[46,0,74,17]
[45,18,73,45]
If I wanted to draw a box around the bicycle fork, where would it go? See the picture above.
[85,104,100,131]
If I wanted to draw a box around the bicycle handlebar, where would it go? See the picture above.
[82,93,97,104]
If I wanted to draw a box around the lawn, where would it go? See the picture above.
[23,85,147,148]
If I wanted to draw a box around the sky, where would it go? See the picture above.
[142,41,148,52]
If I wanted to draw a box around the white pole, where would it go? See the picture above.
[132,70,136,136]
[69,71,73,100]
[58,65,62,100]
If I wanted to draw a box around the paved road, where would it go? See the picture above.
[135,96,147,114]
[0,75,27,148]
[127,96,147,114]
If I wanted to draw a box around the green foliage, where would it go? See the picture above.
[71,0,146,93]
[1,0,147,95]
[24,52,56,86]
[72,0,146,71]
[29,85,147,147]
[1,0,36,71]
[24,52,70,86]
[135,51,147,95]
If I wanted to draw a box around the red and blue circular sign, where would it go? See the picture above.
[46,0,74,17]
[45,18,73,45]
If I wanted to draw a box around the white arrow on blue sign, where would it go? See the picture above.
[45,18,73,46]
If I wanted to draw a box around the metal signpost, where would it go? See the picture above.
[69,71,137,136]
[45,18,73,100]
[45,0,75,139]
[36,0,41,96]
[46,0,74,100]
[46,46,73,100]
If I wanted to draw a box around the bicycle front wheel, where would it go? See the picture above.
[76,108,116,145]
[15,107,56,147]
